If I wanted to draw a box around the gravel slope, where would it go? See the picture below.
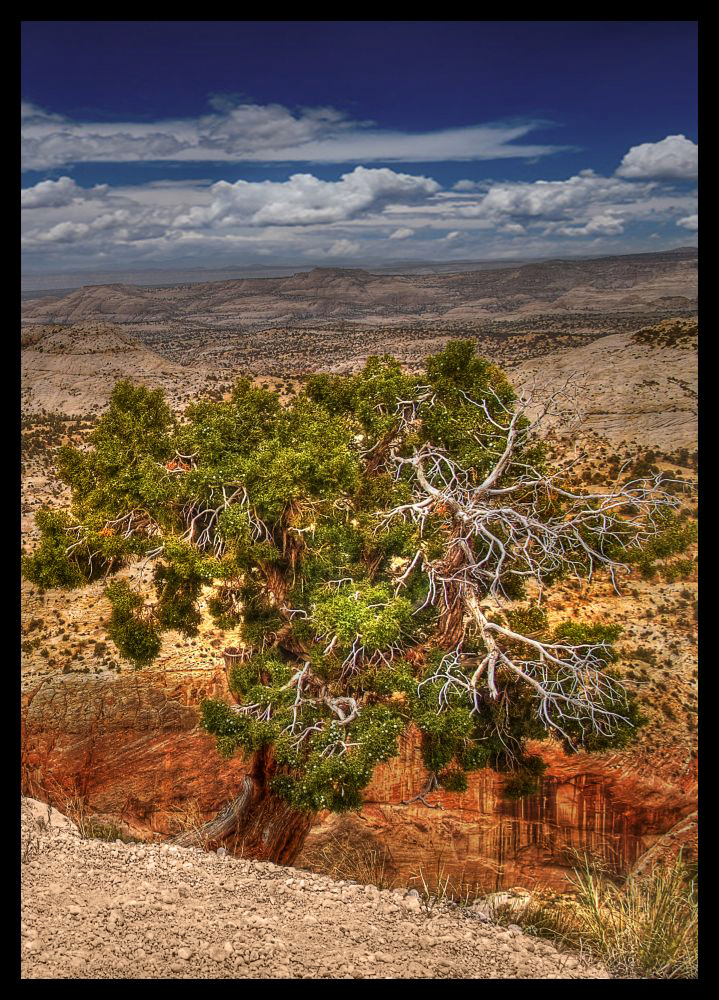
[21,799,609,980]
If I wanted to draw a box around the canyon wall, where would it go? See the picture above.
[21,669,696,892]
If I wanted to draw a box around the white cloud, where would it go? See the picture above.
[21,176,109,209]
[465,171,654,222]
[21,101,64,123]
[616,134,698,181]
[554,214,625,237]
[175,167,440,228]
[21,148,698,271]
[21,99,569,170]
[327,239,361,256]
[677,214,698,231]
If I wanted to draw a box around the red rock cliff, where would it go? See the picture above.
[21,670,696,891]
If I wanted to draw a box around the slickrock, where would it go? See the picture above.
[512,330,697,449]
[21,799,611,980]
[20,324,215,415]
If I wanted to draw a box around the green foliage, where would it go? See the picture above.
[311,582,413,653]
[90,380,174,457]
[439,768,469,793]
[23,340,668,816]
[506,603,549,636]
[458,742,492,771]
[365,663,417,697]
[201,696,406,812]
[661,557,696,583]
[271,706,406,811]
[625,512,697,579]
[552,621,623,659]
[502,756,548,800]
[305,355,418,440]
[558,690,646,754]
[104,580,161,668]
[21,510,88,589]
[55,382,177,529]
[175,377,280,466]
[152,562,202,636]
[227,651,294,697]
[199,698,264,757]
[415,705,476,771]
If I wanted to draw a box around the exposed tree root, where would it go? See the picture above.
[170,749,313,865]
[401,771,444,809]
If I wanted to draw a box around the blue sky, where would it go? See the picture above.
[21,21,698,275]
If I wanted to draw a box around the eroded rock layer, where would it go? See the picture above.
[21,670,696,891]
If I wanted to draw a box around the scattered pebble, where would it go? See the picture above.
[21,797,611,980]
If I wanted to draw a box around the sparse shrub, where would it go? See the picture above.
[489,853,698,978]
[567,854,698,978]
[628,646,657,666]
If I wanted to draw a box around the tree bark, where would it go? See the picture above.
[170,746,313,865]
[436,591,465,648]
[435,522,469,649]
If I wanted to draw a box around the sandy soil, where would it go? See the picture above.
[21,799,610,980]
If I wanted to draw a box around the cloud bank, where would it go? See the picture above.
[21,136,697,270]
[21,99,569,171]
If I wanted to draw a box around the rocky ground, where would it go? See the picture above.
[21,799,610,980]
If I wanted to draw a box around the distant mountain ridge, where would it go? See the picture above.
[21,246,697,293]
[22,248,697,331]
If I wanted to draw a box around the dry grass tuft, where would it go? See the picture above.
[300,833,396,890]
[491,853,698,979]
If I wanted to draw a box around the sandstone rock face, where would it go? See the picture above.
[21,324,214,416]
[21,669,249,838]
[21,671,696,890]
[299,729,696,892]
[512,332,697,449]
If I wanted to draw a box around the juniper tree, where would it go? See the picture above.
[23,342,681,861]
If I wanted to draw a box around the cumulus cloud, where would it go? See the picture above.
[616,134,698,181]
[21,176,109,209]
[464,171,653,222]
[21,147,698,271]
[676,214,698,231]
[554,214,625,237]
[175,167,440,228]
[21,98,569,170]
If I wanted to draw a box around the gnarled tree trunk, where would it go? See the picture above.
[435,522,469,649]
[170,746,313,865]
